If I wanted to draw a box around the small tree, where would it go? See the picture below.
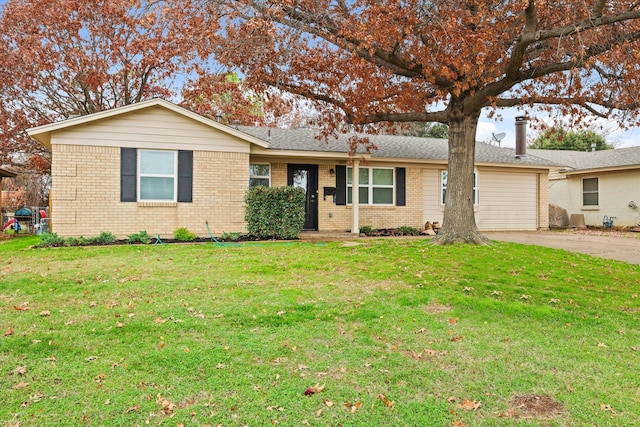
[530,127,614,151]
[387,122,450,138]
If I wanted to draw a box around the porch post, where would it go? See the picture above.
[351,159,359,234]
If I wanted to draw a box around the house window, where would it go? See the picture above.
[347,167,394,205]
[138,150,177,201]
[249,164,270,187]
[582,177,599,206]
[441,170,479,205]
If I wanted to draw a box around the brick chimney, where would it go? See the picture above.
[515,116,528,158]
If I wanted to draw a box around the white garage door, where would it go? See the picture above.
[476,171,538,230]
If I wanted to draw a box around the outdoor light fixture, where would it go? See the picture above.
[329,168,336,177]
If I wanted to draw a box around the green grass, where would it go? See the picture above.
[1,236,639,426]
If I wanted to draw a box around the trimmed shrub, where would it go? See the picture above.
[359,225,376,235]
[64,236,81,246]
[245,186,306,239]
[173,227,196,242]
[127,230,151,244]
[36,232,65,248]
[94,231,116,245]
[220,231,242,241]
[399,225,420,236]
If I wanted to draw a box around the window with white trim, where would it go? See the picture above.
[138,150,177,201]
[441,170,479,205]
[582,177,599,206]
[347,167,394,205]
[249,164,271,187]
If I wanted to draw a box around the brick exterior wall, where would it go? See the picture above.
[51,145,548,237]
[270,162,424,232]
[51,144,249,238]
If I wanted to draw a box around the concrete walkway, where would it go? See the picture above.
[484,230,640,265]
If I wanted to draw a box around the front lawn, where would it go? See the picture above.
[1,237,638,426]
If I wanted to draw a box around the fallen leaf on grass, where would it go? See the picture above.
[378,394,395,408]
[344,402,362,413]
[13,305,29,311]
[450,336,463,342]
[304,383,325,395]
[498,408,518,418]
[323,398,333,407]
[4,328,13,336]
[40,310,51,317]
[86,356,98,362]
[408,350,423,360]
[124,404,139,414]
[156,394,175,415]
[600,404,617,415]
[457,399,482,411]
[13,382,29,390]
[115,322,125,328]
[10,366,27,376]
[452,420,466,427]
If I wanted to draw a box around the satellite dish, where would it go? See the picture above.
[491,132,506,146]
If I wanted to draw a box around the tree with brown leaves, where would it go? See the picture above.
[203,0,640,244]
[0,0,211,164]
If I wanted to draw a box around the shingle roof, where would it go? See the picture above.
[528,147,640,172]
[239,126,559,167]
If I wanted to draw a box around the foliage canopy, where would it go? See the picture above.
[202,0,640,243]
[529,127,614,151]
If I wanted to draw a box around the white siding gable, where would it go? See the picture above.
[51,106,252,153]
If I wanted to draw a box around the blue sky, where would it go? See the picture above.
[477,108,639,149]
[0,0,637,148]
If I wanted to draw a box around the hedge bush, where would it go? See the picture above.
[173,227,196,242]
[245,186,306,239]
[127,230,151,244]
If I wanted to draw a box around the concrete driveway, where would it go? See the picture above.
[484,230,640,265]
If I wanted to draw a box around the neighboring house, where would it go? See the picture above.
[529,148,640,228]
[1,168,18,220]
[27,99,556,238]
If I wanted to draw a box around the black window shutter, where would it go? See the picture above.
[177,150,193,203]
[120,148,137,202]
[335,165,346,205]
[396,167,406,206]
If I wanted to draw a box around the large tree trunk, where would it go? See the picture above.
[432,111,490,245]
